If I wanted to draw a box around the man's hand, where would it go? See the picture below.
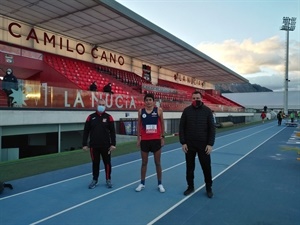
[182,144,188,153]
[161,138,165,147]
[82,146,89,151]
[108,145,116,154]
[205,145,213,155]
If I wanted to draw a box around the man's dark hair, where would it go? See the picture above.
[144,93,154,101]
[192,91,202,96]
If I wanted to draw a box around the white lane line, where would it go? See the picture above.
[215,123,279,139]
[213,125,278,151]
[146,128,284,225]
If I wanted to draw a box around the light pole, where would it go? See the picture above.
[280,17,296,116]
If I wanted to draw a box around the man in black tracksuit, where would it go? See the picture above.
[179,91,216,198]
[82,99,116,189]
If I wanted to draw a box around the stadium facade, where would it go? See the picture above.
[0,0,255,161]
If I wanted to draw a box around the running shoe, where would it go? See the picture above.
[183,186,194,196]
[88,180,98,189]
[158,184,165,193]
[135,184,145,192]
[206,185,213,198]
[206,187,213,198]
[106,180,113,188]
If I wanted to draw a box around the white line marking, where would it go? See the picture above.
[213,125,277,151]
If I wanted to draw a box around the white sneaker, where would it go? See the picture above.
[135,184,145,192]
[158,184,165,193]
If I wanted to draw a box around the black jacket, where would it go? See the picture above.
[2,73,18,91]
[179,103,215,146]
[82,111,116,148]
[103,84,112,93]
[89,83,97,91]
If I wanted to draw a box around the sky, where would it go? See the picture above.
[116,0,300,92]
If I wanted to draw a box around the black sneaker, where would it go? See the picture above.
[88,180,98,189]
[206,189,213,198]
[183,186,194,196]
[106,180,113,188]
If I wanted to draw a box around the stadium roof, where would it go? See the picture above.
[0,0,248,84]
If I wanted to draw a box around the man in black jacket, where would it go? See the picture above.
[179,91,216,198]
[89,81,97,92]
[82,99,116,189]
[1,68,18,107]
[103,82,114,94]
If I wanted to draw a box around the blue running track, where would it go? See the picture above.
[0,121,299,225]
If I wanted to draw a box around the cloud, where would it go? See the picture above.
[197,36,300,91]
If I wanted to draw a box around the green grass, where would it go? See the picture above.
[0,121,264,182]
[0,135,180,182]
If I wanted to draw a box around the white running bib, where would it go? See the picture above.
[146,124,157,133]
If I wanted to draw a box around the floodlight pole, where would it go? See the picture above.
[283,28,289,116]
[280,17,296,115]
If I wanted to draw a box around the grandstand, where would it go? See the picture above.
[0,51,244,112]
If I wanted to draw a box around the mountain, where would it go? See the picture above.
[215,83,273,93]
